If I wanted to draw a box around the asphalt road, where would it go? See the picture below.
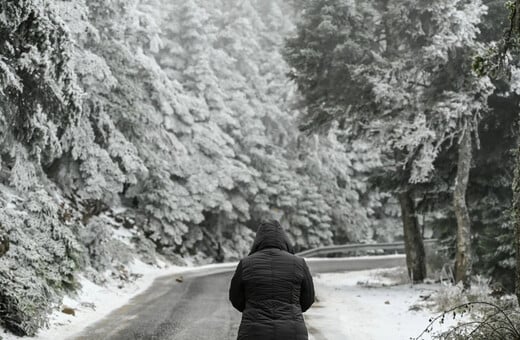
[74,255,405,340]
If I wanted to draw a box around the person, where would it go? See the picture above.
[229,220,315,340]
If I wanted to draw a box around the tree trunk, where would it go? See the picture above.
[0,231,8,257]
[515,0,520,35]
[454,129,472,286]
[398,188,426,282]
[512,141,520,304]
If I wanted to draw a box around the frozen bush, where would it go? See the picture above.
[79,216,133,273]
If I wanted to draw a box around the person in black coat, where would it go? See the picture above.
[229,220,315,340]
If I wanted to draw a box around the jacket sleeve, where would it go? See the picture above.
[229,260,245,312]
[300,258,315,312]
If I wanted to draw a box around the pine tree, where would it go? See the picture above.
[284,0,491,282]
[0,1,85,334]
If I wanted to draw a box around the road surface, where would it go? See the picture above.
[74,255,405,340]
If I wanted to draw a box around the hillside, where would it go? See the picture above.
[0,0,400,335]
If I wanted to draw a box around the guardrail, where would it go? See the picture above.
[296,239,438,258]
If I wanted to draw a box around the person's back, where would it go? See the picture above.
[229,220,315,340]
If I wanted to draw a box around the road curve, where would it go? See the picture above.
[74,255,405,340]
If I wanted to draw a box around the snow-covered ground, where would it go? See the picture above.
[1,263,457,340]
[306,268,455,340]
[0,260,237,340]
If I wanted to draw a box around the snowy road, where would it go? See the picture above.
[74,255,406,340]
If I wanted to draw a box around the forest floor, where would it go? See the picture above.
[306,267,458,340]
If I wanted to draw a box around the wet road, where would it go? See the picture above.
[74,255,405,340]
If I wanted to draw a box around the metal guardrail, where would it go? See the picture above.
[296,239,438,258]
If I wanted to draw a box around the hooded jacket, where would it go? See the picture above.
[229,221,315,340]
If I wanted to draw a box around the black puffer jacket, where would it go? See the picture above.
[229,221,315,340]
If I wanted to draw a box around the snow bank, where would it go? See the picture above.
[306,268,456,340]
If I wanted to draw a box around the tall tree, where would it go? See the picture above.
[285,0,490,282]
[453,128,473,285]
[0,1,85,334]
[473,0,520,303]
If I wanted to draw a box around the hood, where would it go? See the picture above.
[249,220,294,255]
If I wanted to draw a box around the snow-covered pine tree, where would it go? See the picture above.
[0,1,86,335]
[285,0,493,282]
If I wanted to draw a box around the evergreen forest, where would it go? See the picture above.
[0,0,519,336]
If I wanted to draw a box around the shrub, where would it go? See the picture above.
[414,277,520,340]
[415,300,520,340]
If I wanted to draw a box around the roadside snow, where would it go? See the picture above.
[0,260,238,340]
[306,268,455,340]
[0,262,458,340]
